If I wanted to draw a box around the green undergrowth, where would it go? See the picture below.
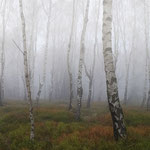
[0,101,149,150]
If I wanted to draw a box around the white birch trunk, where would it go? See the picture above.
[76,0,90,120]
[19,0,34,140]
[84,0,100,108]
[22,76,27,101]
[102,0,126,140]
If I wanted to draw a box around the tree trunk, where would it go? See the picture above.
[36,0,51,105]
[36,79,43,106]
[141,59,148,107]
[22,76,27,101]
[143,0,150,110]
[0,1,6,106]
[124,63,129,105]
[87,0,100,108]
[49,67,54,101]
[67,0,75,110]
[19,0,34,140]
[124,0,136,105]
[87,79,92,108]
[102,0,126,140]
[76,0,90,120]
[84,0,100,109]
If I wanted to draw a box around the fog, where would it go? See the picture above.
[0,0,148,105]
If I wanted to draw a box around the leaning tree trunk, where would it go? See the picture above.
[67,0,75,110]
[102,0,126,141]
[76,0,90,120]
[19,0,34,140]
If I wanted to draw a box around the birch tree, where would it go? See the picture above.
[84,0,100,108]
[124,0,137,105]
[19,0,34,140]
[67,0,75,110]
[113,2,120,71]
[102,0,126,140]
[141,0,149,108]
[36,0,52,105]
[76,0,90,120]
[0,0,7,106]
[22,76,27,101]
[143,0,150,110]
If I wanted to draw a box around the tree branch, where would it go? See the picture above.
[12,40,24,55]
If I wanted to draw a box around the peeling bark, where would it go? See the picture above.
[102,0,126,140]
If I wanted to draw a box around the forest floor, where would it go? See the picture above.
[0,101,150,150]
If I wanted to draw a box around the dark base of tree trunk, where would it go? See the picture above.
[69,98,73,111]
[76,106,81,121]
[68,105,72,111]
[109,108,127,141]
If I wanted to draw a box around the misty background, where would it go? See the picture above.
[0,0,147,104]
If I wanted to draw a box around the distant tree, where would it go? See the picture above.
[141,0,149,109]
[67,0,75,110]
[49,65,54,101]
[76,0,90,120]
[102,0,126,140]
[124,0,137,105]
[84,0,100,108]
[36,0,52,105]
[143,0,150,110]
[28,3,39,98]
[0,0,7,106]
[19,0,34,140]
[22,76,27,101]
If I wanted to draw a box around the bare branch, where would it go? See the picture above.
[12,39,24,55]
